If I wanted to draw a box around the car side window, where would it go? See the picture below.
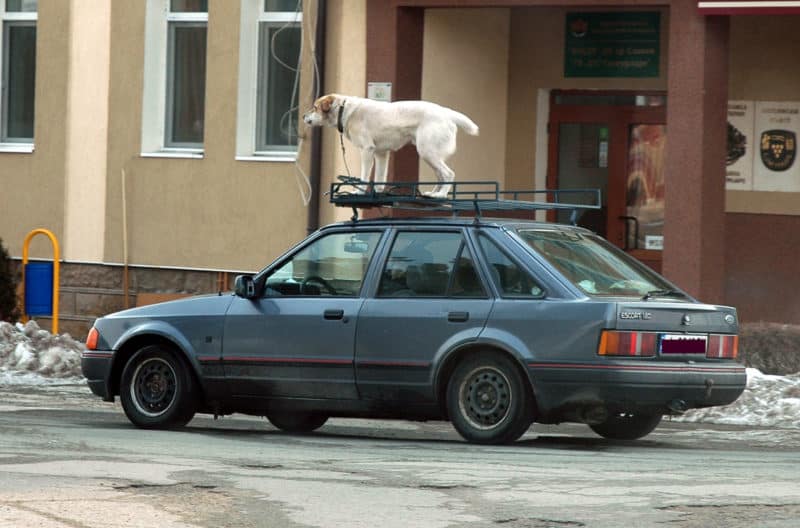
[377,231,486,298]
[477,234,544,298]
[264,232,381,297]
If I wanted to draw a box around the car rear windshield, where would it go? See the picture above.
[515,228,677,298]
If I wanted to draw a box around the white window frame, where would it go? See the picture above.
[0,2,37,153]
[141,0,207,158]
[236,0,302,162]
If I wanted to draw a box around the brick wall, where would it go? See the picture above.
[12,260,237,339]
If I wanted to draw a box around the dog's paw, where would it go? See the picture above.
[373,184,386,194]
[422,190,447,199]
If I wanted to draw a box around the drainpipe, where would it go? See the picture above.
[307,0,326,234]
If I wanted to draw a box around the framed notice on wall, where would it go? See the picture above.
[753,101,800,192]
[726,101,754,190]
[564,12,660,78]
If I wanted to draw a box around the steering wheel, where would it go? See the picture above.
[300,275,337,295]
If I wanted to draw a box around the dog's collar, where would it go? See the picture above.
[337,102,345,134]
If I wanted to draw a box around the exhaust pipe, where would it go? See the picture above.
[581,406,609,425]
[667,399,688,414]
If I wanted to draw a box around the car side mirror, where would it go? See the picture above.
[234,275,257,299]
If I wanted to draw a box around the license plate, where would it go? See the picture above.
[660,334,707,354]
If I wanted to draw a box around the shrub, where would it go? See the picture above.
[0,238,20,322]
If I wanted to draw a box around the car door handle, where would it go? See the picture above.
[448,311,469,322]
[324,309,345,320]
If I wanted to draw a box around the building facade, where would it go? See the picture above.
[1,0,798,337]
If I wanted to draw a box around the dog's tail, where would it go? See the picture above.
[447,110,479,136]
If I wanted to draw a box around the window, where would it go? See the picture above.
[142,0,207,155]
[1,0,37,146]
[378,232,486,298]
[516,229,672,297]
[264,231,381,297]
[236,0,302,159]
[478,234,544,298]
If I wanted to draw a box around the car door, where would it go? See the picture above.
[355,229,493,403]
[223,230,384,400]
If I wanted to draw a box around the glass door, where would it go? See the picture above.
[547,91,666,271]
[554,123,610,237]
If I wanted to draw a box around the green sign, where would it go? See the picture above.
[565,12,660,78]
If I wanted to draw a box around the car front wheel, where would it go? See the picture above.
[589,413,662,440]
[446,353,533,444]
[267,412,328,433]
[120,345,196,429]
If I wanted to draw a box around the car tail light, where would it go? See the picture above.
[598,330,657,357]
[707,334,738,359]
[86,327,99,350]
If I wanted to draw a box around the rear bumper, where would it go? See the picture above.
[81,351,114,401]
[527,361,747,420]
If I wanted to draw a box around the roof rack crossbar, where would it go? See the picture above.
[328,177,601,221]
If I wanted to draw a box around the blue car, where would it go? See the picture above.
[82,188,745,444]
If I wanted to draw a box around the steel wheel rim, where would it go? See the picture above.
[458,366,512,430]
[130,358,177,418]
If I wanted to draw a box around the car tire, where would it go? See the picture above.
[267,412,328,433]
[589,413,662,440]
[120,345,197,429]
[446,353,533,445]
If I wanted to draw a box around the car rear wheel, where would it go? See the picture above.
[446,353,533,444]
[120,345,196,429]
[589,413,662,440]
[267,412,328,433]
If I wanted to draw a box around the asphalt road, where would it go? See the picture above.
[1,384,799,528]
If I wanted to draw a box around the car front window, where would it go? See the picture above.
[515,228,676,298]
[264,231,381,297]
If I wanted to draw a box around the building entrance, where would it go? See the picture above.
[547,90,667,272]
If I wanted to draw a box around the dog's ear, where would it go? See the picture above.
[319,95,335,113]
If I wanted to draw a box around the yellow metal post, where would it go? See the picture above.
[21,229,60,334]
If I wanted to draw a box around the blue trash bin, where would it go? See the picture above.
[25,262,54,316]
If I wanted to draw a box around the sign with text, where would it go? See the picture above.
[565,12,660,78]
[726,101,754,190]
[367,82,392,102]
[753,101,800,192]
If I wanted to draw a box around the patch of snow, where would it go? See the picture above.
[0,320,85,385]
[674,368,800,429]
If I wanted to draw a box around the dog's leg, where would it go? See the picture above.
[373,151,389,193]
[416,123,457,198]
[354,146,375,194]
[420,158,455,199]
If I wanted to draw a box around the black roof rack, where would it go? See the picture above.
[328,176,601,223]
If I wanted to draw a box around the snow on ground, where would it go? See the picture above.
[0,321,85,386]
[0,320,799,428]
[675,368,800,429]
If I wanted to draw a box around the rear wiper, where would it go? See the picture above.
[642,289,687,301]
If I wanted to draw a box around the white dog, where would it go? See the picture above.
[303,94,479,198]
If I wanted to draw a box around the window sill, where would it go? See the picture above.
[236,154,297,163]
[0,143,34,154]
[140,150,204,160]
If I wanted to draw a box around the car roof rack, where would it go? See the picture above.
[328,176,602,224]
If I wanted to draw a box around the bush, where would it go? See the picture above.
[0,238,20,322]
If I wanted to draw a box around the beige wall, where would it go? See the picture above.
[420,9,509,188]
[318,0,367,227]
[63,0,110,262]
[0,2,71,260]
[103,1,318,272]
[726,16,800,216]
[2,0,365,270]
